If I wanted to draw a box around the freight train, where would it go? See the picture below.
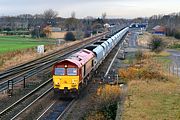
[52,27,129,98]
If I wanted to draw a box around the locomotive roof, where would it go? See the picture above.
[65,49,94,67]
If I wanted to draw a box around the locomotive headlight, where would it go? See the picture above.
[55,82,60,86]
[72,79,77,84]
[72,80,76,87]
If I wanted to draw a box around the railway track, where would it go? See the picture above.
[0,32,108,92]
[0,28,128,120]
[0,76,76,120]
[0,32,107,79]
[0,78,53,119]
[59,32,129,120]
[36,31,129,120]
[37,99,75,120]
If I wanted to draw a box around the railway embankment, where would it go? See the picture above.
[120,51,180,120]
[0,33,104,71]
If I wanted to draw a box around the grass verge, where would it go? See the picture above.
[123,80,180,120]
[120,51,180,120]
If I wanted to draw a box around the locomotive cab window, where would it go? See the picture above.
[67,68,77,75]
[54,68,65,75]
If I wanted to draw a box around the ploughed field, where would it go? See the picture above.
[0,36,54,53]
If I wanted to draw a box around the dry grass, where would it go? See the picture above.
[137,32,180,50]
[123,79,180,120]
[85,111,107,120]
[0,43,70,71]
[0,36,93,71]
[161,36,180,46]
[97,85,121,101]
[152,35,180,49]
[119,51,170,82]
[1,53,38,71]
[120,51,180,120]
[137,32,153,47]
[0,48,38,71]
[148,51,170,57]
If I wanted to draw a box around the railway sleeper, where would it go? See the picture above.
[53,88,79,99]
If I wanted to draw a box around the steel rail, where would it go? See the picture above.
[10,87,53,120]
[56,99,75,120]
[0,78,52,117]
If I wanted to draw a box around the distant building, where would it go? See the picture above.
[43,26,67,39]
[152,25,166,35]
[129,23,148,30]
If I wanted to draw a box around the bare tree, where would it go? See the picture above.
[65,11,80,31]
[43,9,58,25]
[102,12,106,20]
[71,11,76,18]
[102,12,107,24]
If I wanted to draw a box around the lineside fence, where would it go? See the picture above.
[169,63,180,77]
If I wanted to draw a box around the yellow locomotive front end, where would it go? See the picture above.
[52,61,81,98]
[53,75,79,91]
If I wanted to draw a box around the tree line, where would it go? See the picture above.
[148,12,180,39]
[0,9,128,39]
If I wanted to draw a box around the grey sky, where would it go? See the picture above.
[0,0,180,18]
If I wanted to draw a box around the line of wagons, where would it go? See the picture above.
[52,27,129,98]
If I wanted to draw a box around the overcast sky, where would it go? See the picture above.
[0,0,180,18]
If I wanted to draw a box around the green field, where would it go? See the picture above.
[0,36,54,53]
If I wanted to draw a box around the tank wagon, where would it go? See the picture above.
[52,27,129,98]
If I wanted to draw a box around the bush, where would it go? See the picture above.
[3,28,11,31]
[149,36,166,53]
[166,27,180,39]
[40,33,46,38]
[31,29,37,38]
[135,50,143,61]
[65,32,76,41]
[92,30,97,35]
[74,31,84,40]
[84,31,91,38]
[119,52,168,82]
[84,85,121,120]
[166,27,175,36]
[174,29,180,39]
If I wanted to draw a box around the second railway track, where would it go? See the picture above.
[0,77,75,120]
[0,78,53,119]
[37,99,75,120]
